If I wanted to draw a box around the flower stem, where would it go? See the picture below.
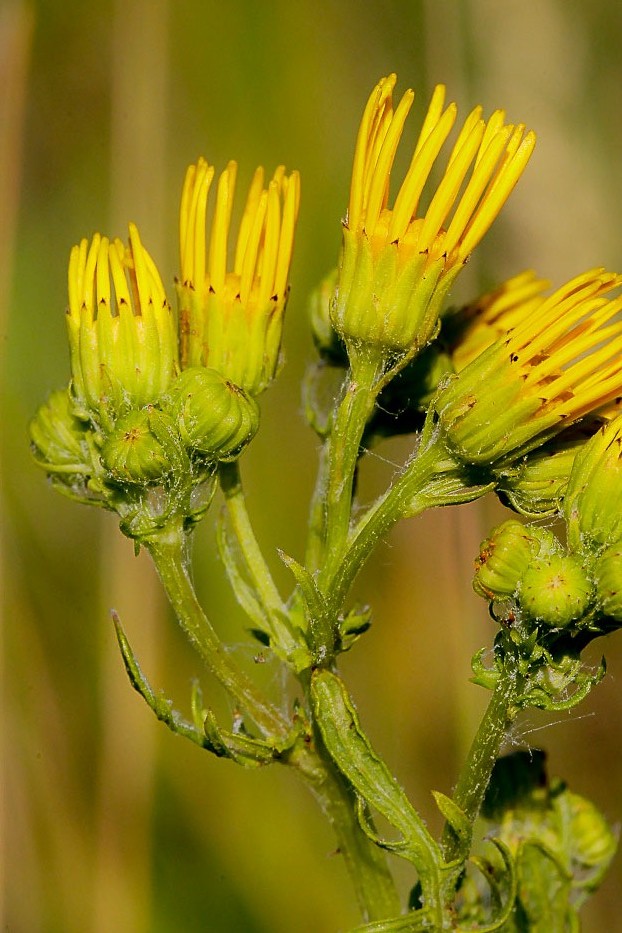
[144,519,288,739]
[440,669,519,866]
[218,461,300,658]
[312,354,384,584]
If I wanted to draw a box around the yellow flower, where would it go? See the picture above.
[178,157,300,395]
[331,75,536,360]
[66,223,176,427]
[436,268,622,466]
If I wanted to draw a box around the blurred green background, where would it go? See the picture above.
[3,1,622,930]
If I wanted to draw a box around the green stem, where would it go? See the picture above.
[287,725,402,922]
[440,668,519,866]
[147,518,400,919]
[144,518,289,740]
[218,461,300,657]
[313,354,384,584]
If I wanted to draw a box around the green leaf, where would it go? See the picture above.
[431,791,470,858]
[278,550,337,663]
[202,708,281,767]
[113,611,212,749]
[311,669,443,883]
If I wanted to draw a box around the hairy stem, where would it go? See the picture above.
[144,518,288,739]
[441,670,519,866]
[312,355,384,584]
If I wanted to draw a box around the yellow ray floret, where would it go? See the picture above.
[436,268,622,465]
[451,271,551,371]
[347,74,535,265]
[178,158,300,394]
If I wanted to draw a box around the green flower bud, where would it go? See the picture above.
[556,786,618,875]
[30,388,91,472]
[593,544,622,620]
[100,410,169,483]
[473,520,558,601]
[167,367,259,461]
[496,425,592,517]
[519,553,593,627]
[473,520,539,600]
[564,414,622,551]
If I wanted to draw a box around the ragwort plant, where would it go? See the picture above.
[31,75,621,930]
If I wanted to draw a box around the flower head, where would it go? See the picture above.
[178,157,300,395]
[330,75,536,359]
[67,223,176,427]
[435,269,622,467]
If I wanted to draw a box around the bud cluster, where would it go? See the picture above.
[473,414,622,645]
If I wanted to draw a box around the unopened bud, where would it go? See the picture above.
[30,388,90,471]
[565,415,622,551]
[167,367,259,461]
[519,553,593,627]
[593,544,622,621]
[473,520,555,601]
[100,410,169,484]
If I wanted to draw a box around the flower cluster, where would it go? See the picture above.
[32,156,299,503]
[32,74,622,567]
